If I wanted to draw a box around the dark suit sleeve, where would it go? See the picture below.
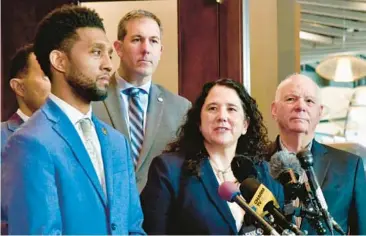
[1,135,62,234]
[125,137,145,235]
[140,156,176,234]
[349,157,366,235]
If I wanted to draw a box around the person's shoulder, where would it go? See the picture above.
[150,152,187,174]
[321,142,362,162]
[155,152,185,165]
[13,110,49,138]
[152,83,190,105]
[2,119,48,161]
[1,120,9,132]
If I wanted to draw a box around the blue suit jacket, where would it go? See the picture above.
[140,152,284,235]
[1,112,24,151]
[1,99,145,235]
[271,137,366,235]
[1,112,24,234]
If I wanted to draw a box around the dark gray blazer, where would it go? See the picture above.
[92,74,191,192]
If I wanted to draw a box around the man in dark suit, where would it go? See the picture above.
[270,73,366,235]
[1,44,50,150]
[93,9,190,192]
[1,5,144,235]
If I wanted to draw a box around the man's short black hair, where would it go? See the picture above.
[34,4,105,79]
[9,43,34,80]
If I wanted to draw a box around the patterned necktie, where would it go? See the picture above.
[127,87,144,167]
[79,118,106,195]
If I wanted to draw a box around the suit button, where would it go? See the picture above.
[111,223,117,231]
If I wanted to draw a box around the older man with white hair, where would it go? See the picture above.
[268,73,366,235]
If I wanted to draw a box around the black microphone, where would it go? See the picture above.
[231,155,258,183]
[240,178,305,235]
[218,181,280,236]
[297,150,345,235]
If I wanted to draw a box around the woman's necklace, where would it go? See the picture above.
[209,160,233,182]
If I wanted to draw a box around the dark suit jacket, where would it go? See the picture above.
[269,137,366,235]
[1,99,145,235]
[140,152,284,235]
[1,112,24,151]
[93,74,191,192]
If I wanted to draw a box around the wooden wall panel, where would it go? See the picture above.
[178,0,220,102]
[219,0,243,82]
[178,0,243,102]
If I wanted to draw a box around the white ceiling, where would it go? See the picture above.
[298,0,366,64]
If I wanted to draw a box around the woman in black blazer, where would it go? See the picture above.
[141,79,284,235]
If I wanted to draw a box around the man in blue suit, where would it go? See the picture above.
[1,5,145,235]
[269,73,366,235]
[1,44,50,151]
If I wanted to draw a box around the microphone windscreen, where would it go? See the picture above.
[218,181,240,202]
[269,151,303,179]
[231,155,258,183]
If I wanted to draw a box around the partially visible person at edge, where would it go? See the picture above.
[1,43,50,151]
[1,43,50,235]
[269,73,366,235]
[1,5,144,235]
[140,78,284,235]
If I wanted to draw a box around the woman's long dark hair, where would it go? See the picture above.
[165,78,270,175]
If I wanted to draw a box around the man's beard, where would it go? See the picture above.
[66,68,108,102]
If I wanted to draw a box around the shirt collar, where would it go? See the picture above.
[279,137,313,154]
[16,109,30,122]
[115,71,151,95]
[49,93,92,125]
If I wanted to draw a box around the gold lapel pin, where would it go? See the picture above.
[102,127,108,135]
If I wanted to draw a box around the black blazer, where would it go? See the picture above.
[269,137,366,235]
[140,152,284,235]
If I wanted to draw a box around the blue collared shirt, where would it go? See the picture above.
[115,71,151,132]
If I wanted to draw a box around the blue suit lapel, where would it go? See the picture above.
[199,158,237,233]
[43,99,107,206]
[92,115,113,205]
